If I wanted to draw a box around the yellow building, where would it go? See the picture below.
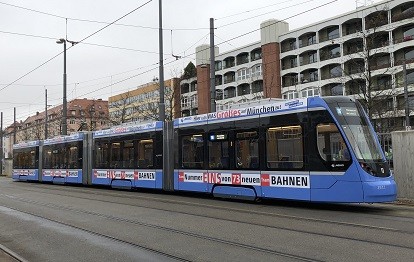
[108,78,180,125]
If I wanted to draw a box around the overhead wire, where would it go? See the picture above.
[0,1,209,31]
[40,0,340,108]
[0,0,153,93]
[215,0,294,20]
[218,0,317,28]
[2,0,339,124]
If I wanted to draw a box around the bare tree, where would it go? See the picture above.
[340,7,399,132]
[33,122,43,140]
[109,91,133,126]
[136,80,178,122]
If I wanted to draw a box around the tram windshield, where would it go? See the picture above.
[329,101,383,162]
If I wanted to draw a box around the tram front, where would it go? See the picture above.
[324,97,397,203]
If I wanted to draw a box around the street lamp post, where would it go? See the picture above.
[56,38,68,135]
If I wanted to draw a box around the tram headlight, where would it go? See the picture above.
[360,162,374,176]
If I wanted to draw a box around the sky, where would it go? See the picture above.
[0,0,383,127]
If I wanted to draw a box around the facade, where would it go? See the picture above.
[3,98,109,158]
[108,78,180,124]
[181,0,414,132]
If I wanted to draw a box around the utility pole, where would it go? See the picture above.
[13,107,16,145]
[210,18,216,113]
[45,89,48,139]
[158,0,165,122]
[403,60,411,130]
[56,38,68,135]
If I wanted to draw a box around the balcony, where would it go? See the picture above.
[223,72,236,84]
[367,32,390,50]
[321,83,344,96]
[365,10,388,30]
[236,52,249,66]
[345,79,366,95]
[181,83,190,94]
[319,25,340,43]
[281,55,298,70]
[391,3,414,23]
[320,45,341,62]
[342,18,363,36]
[321,64,342,80]
[223,57,235,69]
[344,59,365,75]
[237,83,251,96]
[369,54,391,71]
[299,51,318,66]
[298,32,317,48]
[252,80,263,93]
[343,38,364,55]
[281,38,297,53]
[250,48,262,61]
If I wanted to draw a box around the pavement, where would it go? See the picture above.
[0,244,25,262]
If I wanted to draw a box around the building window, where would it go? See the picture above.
[284,91,299,100]
[70,110,76,116]
[251,64,262,77]
[308,35,316,45]
[237,68,250,81]
[328,28,339,40]
[309,52,317,63]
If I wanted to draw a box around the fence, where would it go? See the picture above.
[378,133,393,168]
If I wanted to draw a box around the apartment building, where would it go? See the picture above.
[3,98,109,157]
[108,78,180,124]
[182,0,414,132]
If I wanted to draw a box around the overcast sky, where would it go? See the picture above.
[0,0,382,127]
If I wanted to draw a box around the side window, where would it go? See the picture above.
[208,133,229,169]
[122,140,134,168]
[316,123,350,162]
[110,142,121,168]
[235,131,259,169]
[137,139,153,168]
[266,125,303,169]
[43,146,52,169]
[67,143,79,169]
[95,140,110,169]
[182,134,204,169]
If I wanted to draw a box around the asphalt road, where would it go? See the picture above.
[0,177,413,262]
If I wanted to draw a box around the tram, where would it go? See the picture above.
[12,96,397,203]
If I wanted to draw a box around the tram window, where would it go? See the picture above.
[14,148,37,169]
[43,147,53,169]
[182,134,204,169]
[66,143,79,169]
[235,131,259,169]
[266,126,303,169]
[137,139,153,168]
[49,145,64,169]
[316,123,350,162]
[208,133,229,169]
[110,142,121,168]
[95,141,110,169]
[123,140,134,168]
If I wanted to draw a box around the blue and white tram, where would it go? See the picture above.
[11,96,397,203]
[12,140,40,181]
[41,133,86,184]
[91,121,164,189]
[173,96,397,203]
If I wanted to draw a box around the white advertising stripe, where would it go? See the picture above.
[269,175,310,188]
[178,171,310,188]
[137,172,156,181]
[93,170,156,180]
